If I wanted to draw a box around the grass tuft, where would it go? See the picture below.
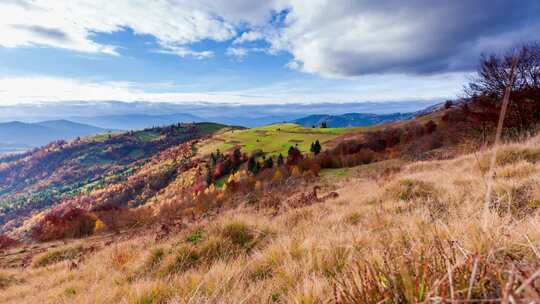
[386,178,438,202]
[32,245,83,268]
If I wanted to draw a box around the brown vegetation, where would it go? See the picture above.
[3,136,540,302]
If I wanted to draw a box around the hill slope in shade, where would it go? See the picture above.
[292,112,415,128]
[0,120,111,150]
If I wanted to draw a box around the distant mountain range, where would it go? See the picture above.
[0,120,111,153]
[69,113,204,130]
[0,101,443,154]
[0,100,440,128]
[292,112,416,128]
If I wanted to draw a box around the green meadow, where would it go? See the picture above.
[199,123,362,157]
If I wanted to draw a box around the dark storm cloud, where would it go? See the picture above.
[282,0,540,76]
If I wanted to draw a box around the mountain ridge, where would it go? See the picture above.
[0,120,112,153]
[292,112,416,128]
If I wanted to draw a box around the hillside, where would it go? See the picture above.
[292,112,415,128]
[0,123,227,236]
[196,123,360,158]
[1,88,540,302]
[0,96,505,242]
[2,133,540,302]
[0,120,111,152]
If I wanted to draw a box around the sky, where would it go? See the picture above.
[0,0,538,105]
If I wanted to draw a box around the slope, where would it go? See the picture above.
[0,122,227,235]
[2,134,540,302]
[196,123,361,158]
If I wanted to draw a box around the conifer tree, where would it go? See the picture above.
[248,156,259,174]
[277,153,284,166]
[313,140,321,155]
[265,157,274,168]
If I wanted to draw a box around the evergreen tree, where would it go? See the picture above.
[265,157,274,169]
[248,156,259,174]
[313,140,321,155]
[277,153,284,166]
[233,148,242,163]
[210,152,217,166]
[205,164,213,185]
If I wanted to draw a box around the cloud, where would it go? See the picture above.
[226,47,248,60]
[11,25,70,43]
[155,45,214,59]
[0,73,469,105]
[0,0,241,57]
[270,0,540,77]
[233,31,264,44]
[0,0,538,75]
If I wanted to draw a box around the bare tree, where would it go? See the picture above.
[467,42,540,98]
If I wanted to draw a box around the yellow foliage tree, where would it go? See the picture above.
[272,170,283,182]
[255,180,264,191]
[303,170,315,179]
[94,219,107,233]
[291,166,301,177]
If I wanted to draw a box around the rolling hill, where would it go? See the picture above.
[196,123,360,157]
[2,89,540,303]
[0,122,228,236]
[292,112,415,128]
[3,100,540,302]
[0,120,112,152]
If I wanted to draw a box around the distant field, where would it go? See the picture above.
[197,123,363,157]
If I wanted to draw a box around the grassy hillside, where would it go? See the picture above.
[2,135,540,302]
[197,123,361,157]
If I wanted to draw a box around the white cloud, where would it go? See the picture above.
[226,47,248,60]
[154,45,214,59]
[0,0,537,75]
[0,0,240,57]
[267,0,540,77]
[233,31,263,44]
[0,74,469,105]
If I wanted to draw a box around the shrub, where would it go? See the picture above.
[32,245,83,268]
[0,234,18,250]
[93,219,107,233]
[33,208,97,241]
[160,245,200,275]
[345,212,362,225]
[197,235,234,263]
[221,222,255,248]
[386,179,438,202]
[249,253,279,281]
[185,228,206,244]
[491,182,540,218]
[0,273,22,290]
[497,161,536,179]
[144,248,165,271]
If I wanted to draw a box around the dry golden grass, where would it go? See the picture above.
[3,136,540,303]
